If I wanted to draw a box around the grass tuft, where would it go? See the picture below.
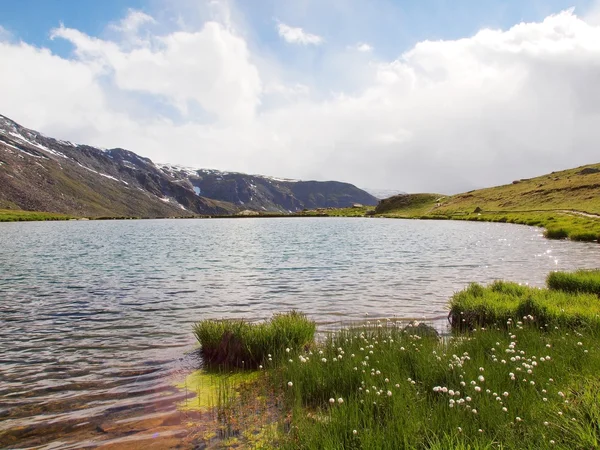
[193,311,316,369]
[448,280,600,331]
[547,269,600,296]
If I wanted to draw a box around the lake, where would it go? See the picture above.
[0,217,598,448]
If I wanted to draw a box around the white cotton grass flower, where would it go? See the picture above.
[338,397,344,404]
[329,398,335,404]
[287,381,293,387]
[352,430,357,435]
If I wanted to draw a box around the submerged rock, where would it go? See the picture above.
[402,321,440,339]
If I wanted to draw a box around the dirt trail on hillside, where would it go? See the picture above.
[559,210,600,219]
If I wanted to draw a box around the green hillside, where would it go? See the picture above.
[374,163,600,242]
[0,209,74,222]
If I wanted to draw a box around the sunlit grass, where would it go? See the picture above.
[0,209,74,222]
[275,321,600,449]
[547,269,600,296]
[326,162,600,242]
[189,271,600,448]
[447,212,600,243]
[449,281,600,332]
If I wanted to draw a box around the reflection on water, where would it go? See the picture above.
[0,217,598,448]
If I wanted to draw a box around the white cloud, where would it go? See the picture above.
[2,8,600,194]
[110,9,156,33]
[50,20,261,122]
[264,82,310,97]
[276,22,323,45]
[353,42,373,52]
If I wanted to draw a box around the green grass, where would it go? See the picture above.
[433,163,600,215]
[438,211,600,242]
[547,270,600,296]
[375,193,445,216]
[449,281,600,332]
[324,162,600,242]
[275,321,600,449]
[0,209,74,222]
[193,311,316,369]
[295,206,375,217]
[187,272,600,448]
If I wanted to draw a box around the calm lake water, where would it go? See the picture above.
[1,217,598,448]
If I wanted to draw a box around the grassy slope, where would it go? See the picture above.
[436,164,600,214]
[368,163,600,242]
[0,209,74,222]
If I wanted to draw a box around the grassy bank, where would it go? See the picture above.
[189,271,600,449]
[547,269,600,295]
[321,162,600,242]
[449,281,600,332]
[0,209,74,222]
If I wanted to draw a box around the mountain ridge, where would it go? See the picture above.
[0,114,377,217]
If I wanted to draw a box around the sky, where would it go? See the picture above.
[1,0,600,193]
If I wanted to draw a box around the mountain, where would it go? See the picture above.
[160,165,378,213]
[0,114,377,217]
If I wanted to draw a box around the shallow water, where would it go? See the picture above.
[0,217,598,448]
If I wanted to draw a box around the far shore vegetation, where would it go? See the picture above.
[0,209,74,222]
[188,269,600,449]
